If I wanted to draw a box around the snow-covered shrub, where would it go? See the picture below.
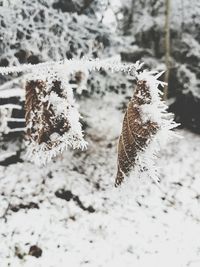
[0,0,111,65]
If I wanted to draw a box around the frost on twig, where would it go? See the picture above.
[0,56,137,76]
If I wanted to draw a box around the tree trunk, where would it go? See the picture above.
[163,0,170,100]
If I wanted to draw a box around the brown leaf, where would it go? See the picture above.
[115,80,159,186]
[25,79,70,148]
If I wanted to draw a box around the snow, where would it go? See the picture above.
[0,88,24,99]
[177,63,200,98]
[0,151,16,161]
[0,90,200,267]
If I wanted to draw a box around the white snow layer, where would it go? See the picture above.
[0,90,200,267]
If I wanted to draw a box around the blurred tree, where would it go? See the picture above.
[163,0,170,100]
[117,0,200,133]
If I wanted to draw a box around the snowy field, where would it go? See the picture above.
[0,93,200,267]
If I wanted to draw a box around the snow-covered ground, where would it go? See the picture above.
[0,93,200,267]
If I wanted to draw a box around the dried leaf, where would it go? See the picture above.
[115,80,159,186]
[25,80,70,149]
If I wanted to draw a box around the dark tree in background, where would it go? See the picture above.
[117,0,200,133]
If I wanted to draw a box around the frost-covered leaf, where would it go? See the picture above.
[116,80,158,186]
[116,71,179,186]
[25,77,87,165]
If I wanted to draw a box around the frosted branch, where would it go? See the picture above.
[0,56,140,77]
